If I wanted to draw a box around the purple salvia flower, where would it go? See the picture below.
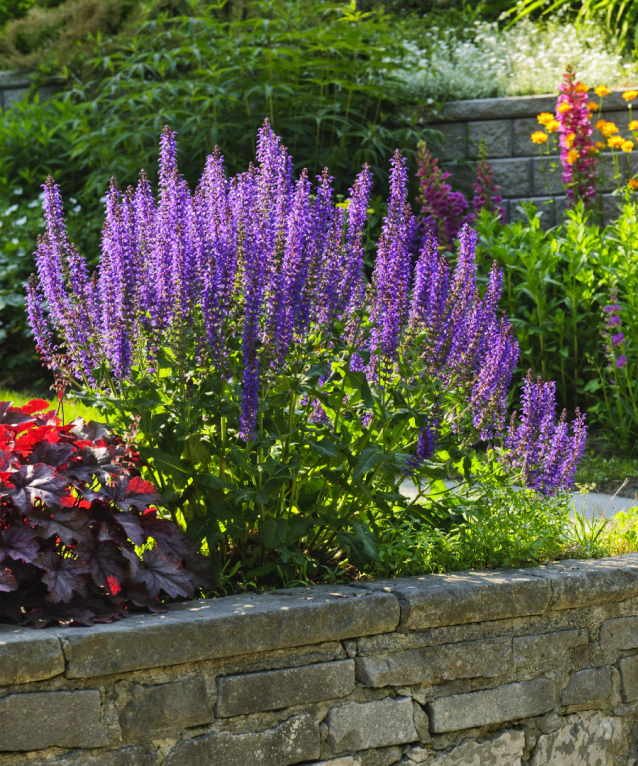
[339,165,373,315]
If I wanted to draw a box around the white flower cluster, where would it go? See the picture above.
[400,17,636,101]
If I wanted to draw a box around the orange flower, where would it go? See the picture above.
[557,102,572,114]
[623,89,638,101]
[546,120,561,133]
[596,141,606,148]
[564,132,576,148]
[566,149,579,164]
[575,83,589,94]
[601,122,619,137]
[608,135,625,148]
[622,140,634,153]
[587,101,599,111]
[596,119,608,131]
[629,178,638,191]
[537,112,554,125]
[531,131,548,144]
[630,120,638,131]
[595,85,611,97]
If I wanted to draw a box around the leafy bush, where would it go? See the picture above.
[0,398,205,626]
[26,124,585,587]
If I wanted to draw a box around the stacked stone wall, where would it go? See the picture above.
[2,555,638,764]
[419,90,638,226]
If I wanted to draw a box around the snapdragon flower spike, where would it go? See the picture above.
[503,371,587,496]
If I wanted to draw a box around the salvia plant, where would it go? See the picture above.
[27,122,586,585]
[0,399,204,626]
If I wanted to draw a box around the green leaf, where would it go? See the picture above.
[307,438,341,459]
[337,521,378,569]
[354,445,386,482]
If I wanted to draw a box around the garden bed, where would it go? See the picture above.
[2,555,638,764]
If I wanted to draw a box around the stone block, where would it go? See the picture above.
[532,555,638,610]
[530,712,617,766]
[514,628,588,667]
[164,714,320,766]
[327,697,418,754]
[52,745,159,765]
[437,94,557,122]
[0,690,108,751]
[430,123,466,161]
[428,729,525,765]
[311,759,362,766]
[599,615,638,652]
[61,586,399,677]
[513,117,558,156]
[362,747,403,766]
[489,158,532,197]
[119,676,213,738]
[354,569,551,631]
[216,659,355,717]
[355,636,510,688]
[0,627,64,684]
[561,666,612,706]
[427,678,555,733]
[467,119,512,158]
[619,653,638,702]
[2,88,27,110]
[506,197,556,228]
[532,157,563,196]
[440,161,476,197]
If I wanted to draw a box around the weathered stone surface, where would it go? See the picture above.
[619,654,638,702]
[530,712,616,765]
[490,158,532,197]
[311,758,362,766]
[413,702,430,743]
[46,746,159,765]
[355,636,510,688]
[0,690,108,751]
[355,570,550,631]
[429,730,525,765]
[467,120,512,158]
[531,157,563,195]
[119,676,213,738]
[0,626,64,684]
[599,615,638,652]
[431,123,466,160]
[216,659,355,717]
[361,747,403,766]
[61,586,399,677]
[561,666,612,707]
[427,678,555,733]
[514,628,588,667]
[327,697,418,753]
[164,714,320,766]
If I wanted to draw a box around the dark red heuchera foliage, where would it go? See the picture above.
[0,399,207,627]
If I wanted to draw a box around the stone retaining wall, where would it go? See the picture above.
[0,70,55,111]
[420,90,638,226]
[3,555,638,764]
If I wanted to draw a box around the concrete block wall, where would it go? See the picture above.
[2,555,638,763]
[421,90,638,227]
[0,70,55,111]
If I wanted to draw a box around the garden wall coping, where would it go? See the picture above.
[1,554,637,684]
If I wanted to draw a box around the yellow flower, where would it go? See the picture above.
[630,120,638,131]
[629,178,638,191]
[622,140,634,153]
[557,102,572,114]
[587,100,599,111]
[596,141,607,148]
[537,112,554,125]
[531,131,548,144]
[623,89,638,101]
[601,122,619,137]
[596,119,608,131]
[608,135,625,148]
[546,120,561,133]
[566,149,579,164]
[565,132,576,148]
[575,83,589,94]
[595,85,611,97]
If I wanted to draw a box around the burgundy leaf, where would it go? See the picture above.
[28,441,74,468]
[104,475,161,512]
[0,525,40,564]
[71,419,111,443]
[0,566,17,592]
[6,463,69,513]
[116,512,148,547]
[140,511,192,559]
[133,547,193,599]
[79,541,128,593]
[187,552,213,590]
[0,403,33,426]
[38,552,88,603]
[28,508,92,545]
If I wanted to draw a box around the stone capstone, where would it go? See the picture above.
[618,654,638,702]
[0,690,108,751]
[327,697,418,753]
[164,714,320,766]
[530,712,616,766]
[427,678,555,733]
[61,586,399,678]
[561,666,612,707]
[355,636,510,688]
[0,627,64,685]
[216,659,355,717]
[429,729,525,765]
[118,676,213,738]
